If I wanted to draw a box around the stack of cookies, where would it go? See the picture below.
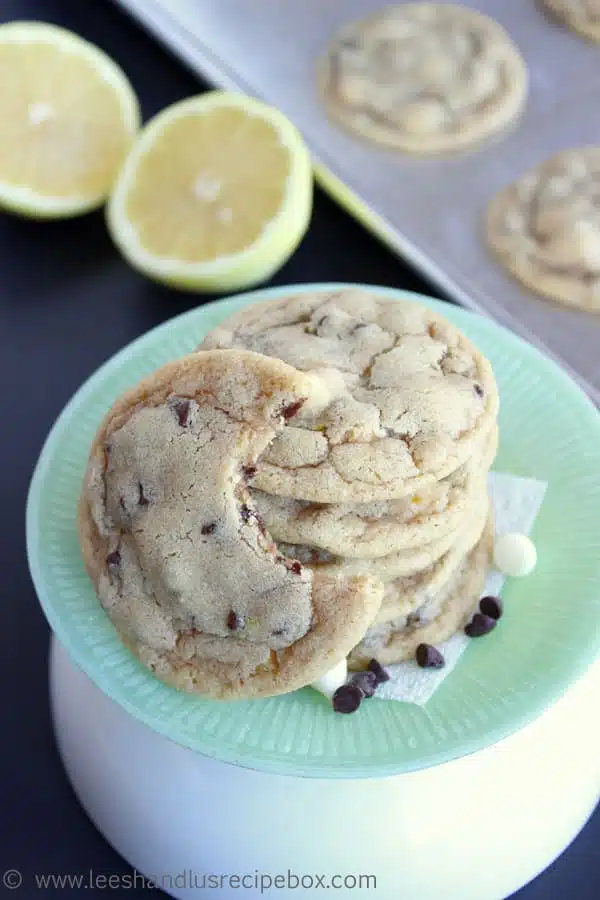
[198,287,499,671]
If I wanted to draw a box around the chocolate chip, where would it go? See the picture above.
[227,610,243,631]
[474,384,484,397]
[290,560,302,575]
[106,550,121,567]
[171,397,191,427]
[351,671,378,698]
[465,613,497,638]
[279,399,305,421]
[367,658,390,684]
[240,504,252,523]
[415,643,445,669]
[138,483,149,507]
[479,595,503,620]
[242,465,257,479]
[201,522,217,535]
[332,683,362,714]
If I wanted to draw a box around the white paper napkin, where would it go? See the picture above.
[374,471,547,706]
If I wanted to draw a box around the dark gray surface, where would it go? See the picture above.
[1,0,598,896]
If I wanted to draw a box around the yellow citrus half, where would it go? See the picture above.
[106,91,314,292]
[0,21,140,218]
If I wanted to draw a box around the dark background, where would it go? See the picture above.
[1,0,598,896]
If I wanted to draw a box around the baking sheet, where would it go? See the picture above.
[111,0,600,403]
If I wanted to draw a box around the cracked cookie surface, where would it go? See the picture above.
[252,425,496,559]
[77,349,383,699]
[317,3,527,155]
[198,289,498,502]
[486,147,600,312]
[543,0,600,43]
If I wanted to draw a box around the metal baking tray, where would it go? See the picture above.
[111,0,600,404]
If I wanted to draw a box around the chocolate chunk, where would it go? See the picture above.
[415,643,445,669]
[351,671,378,698]
[242,465,257,479]
[465,613,497,638]
[367,658,390,684]
[332,683,362,714]
[479,595,503,620]
[227,610,243,631]
[279,398,306,421]
[474,384,484,397]
[171,396,191,427]
[290,560,302,575]
[138,483,149,507]
[201,522,217,535]
[106,550,121,567]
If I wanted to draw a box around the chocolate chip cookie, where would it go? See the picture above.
[198,288,499,502]
[317,3,527,155]
[486,147,600,312]
[543,0,600,43]
[78,349,383,699]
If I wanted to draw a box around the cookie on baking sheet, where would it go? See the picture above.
[348,508,494,669]
[543,0,600,43]
[486,147,600,313]
[198,288,499,502]
[317,3,527,155]
[77,349,383,700]
[252,425,496,559]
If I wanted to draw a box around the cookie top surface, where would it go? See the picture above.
[78,348,382,700]
[543,0,600,42]
[486,148,600,313]
[198,289,498,501]
[318,3,527,154]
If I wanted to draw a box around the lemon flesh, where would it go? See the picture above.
[0,21,140,218]
[107,91,313,292]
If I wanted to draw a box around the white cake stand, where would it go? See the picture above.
[50,634,600,900]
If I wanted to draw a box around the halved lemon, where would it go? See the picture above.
[0,21,140,219]
[106,91,314,292]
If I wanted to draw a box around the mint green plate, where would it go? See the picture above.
[27,283,600,779]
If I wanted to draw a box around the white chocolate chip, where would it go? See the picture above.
[493,533,537,577]
[310,658,348,699]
